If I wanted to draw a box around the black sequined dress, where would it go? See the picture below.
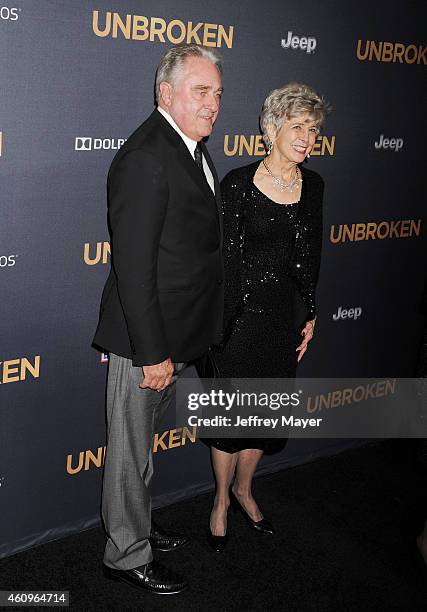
[207,161,324,454]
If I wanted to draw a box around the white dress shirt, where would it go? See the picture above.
[157,106,215,194]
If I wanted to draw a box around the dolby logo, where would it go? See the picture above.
[0,254,16,268]
[74,137,126,151]
[0,6,20,20]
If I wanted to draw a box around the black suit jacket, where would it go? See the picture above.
[93,110,224,366]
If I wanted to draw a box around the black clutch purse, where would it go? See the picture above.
[194,347,220,379]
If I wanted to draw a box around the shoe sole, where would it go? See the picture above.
[103,568,188,595]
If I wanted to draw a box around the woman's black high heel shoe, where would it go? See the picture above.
[207,508,229,553]
[207,528,228,553]
[230,490,275,535]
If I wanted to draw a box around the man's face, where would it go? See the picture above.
[163,56,223,141]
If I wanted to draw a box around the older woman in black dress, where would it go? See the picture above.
[206,83,329,551]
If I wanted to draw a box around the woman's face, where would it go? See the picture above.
[269,112,319,163]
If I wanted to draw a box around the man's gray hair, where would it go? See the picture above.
[155,44,223,103]
[260,82,330,147]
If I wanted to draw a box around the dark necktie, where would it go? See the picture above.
[194,142,204,172]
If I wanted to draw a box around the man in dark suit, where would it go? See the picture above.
[93,44,224,595]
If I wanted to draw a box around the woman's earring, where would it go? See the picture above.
[306,153,310,160]
[267,142,273,155]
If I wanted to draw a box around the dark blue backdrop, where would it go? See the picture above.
[0,0,425,558]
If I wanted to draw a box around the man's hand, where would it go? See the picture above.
[139,358,174,392]
[296,319,316,363]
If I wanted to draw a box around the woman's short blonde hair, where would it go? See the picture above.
[260,82,330,147]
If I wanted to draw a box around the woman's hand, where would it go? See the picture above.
[296,319,316,363]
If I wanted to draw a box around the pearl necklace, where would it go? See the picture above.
[262,159,302,193]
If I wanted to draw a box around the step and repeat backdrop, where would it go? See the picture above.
[1,0,425,558]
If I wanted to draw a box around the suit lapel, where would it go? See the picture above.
[201,140,223,244]
[177,139,217,206]
[154,110,215,203]
[154,110,222,241]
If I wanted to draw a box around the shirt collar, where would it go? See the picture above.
[157,106,198,156]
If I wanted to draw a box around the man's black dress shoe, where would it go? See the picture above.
[149,520,189,552]
[103,560,188,595]
[230,490,275,535]
[207,529,228,553]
